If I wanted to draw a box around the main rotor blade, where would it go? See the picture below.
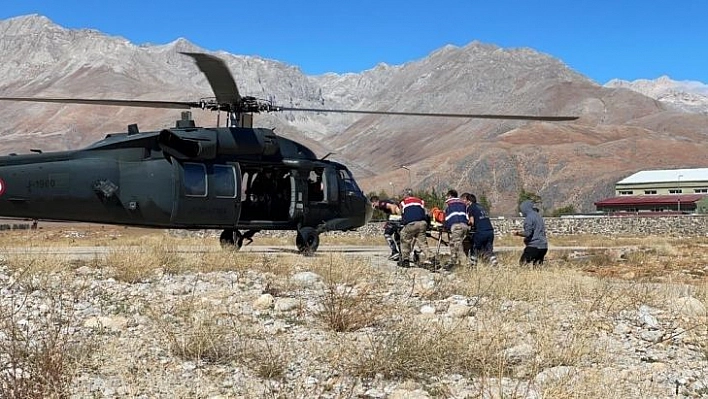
[0,97,197,109]
[275,106,578,121]
[180,52,241,108]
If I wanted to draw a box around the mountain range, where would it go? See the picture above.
[2,14,708,215]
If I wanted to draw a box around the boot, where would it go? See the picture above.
[385,236,399,254]
[420,256,434,270]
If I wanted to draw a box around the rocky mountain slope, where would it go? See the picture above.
[605,76,708,115]
[2,14,708,214]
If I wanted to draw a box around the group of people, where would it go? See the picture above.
[370,189,548,269]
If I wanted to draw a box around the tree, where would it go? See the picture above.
[517,189,542,207]
[415,188,446,210]
[551,204,576,217]
[516,189,543,214]
[478,193,492,213]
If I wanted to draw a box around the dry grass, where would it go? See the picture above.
[0,223,379,248]
[0,270,94,399]
[148,296,291,382]
[496,233,708,248]
[1,252,75,292]
[153,299,240,365]
[338,320,509,380]
[315,272,388,332]
[1,224,707,397]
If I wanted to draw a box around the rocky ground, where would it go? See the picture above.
[0,224,707,398]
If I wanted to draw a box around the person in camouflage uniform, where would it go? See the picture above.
[398,189,431,268]
[443,189,470,269]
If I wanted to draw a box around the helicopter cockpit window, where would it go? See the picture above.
[183,163,207,197]
[213,165,237,198]
[339,169,362,194]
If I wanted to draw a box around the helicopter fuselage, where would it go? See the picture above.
[0,126,372,235]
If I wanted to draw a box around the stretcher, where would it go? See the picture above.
[426,221,449,259]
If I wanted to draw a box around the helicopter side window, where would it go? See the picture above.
[183,163,207,197]
[324,168,339,202]
[213,165,237,198]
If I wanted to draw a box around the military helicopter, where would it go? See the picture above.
[0,52,577,254]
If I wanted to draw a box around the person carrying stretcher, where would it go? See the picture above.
[398,189,432,268]
[370,195,402,260]
[443,189,470,269]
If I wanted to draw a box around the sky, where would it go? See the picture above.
[1,1,707,84]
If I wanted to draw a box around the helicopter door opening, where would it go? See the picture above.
[302,167,339,226]
[307,168,339,204]
[307,169,325,202]
[240,168,292,221]
[170,162,241,227]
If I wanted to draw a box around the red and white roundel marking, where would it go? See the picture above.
[0,178,5,196]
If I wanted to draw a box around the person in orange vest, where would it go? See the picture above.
[398,189,432,268]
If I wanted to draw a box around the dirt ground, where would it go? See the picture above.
[0,220,162,240]
[2,220,708,286]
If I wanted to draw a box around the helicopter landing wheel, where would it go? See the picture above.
[219,229,243,251]
[296,227,320,256]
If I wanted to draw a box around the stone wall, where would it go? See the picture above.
[490,215,708,237]
[0,223,33,231]
[355,216,707,238]
[175,215,708,239]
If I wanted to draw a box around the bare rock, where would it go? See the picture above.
[446,303,471,318]
[275,297,300,312]
[670,296,707,318]
[253,293,274,310]
[389,389,431,399]
[290,271,322,288]
[83,316,128,332]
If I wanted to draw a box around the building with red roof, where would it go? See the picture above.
[594,194,706,213]
[595,168,708,214]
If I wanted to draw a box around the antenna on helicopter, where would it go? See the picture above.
[176,111,195,128]
[127,124,139,135]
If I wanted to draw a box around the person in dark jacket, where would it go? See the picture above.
[398,189,431,268]
[443,189,470,269]
[370,195,402,260]
[514,200,548,266]
[463,193,498,266]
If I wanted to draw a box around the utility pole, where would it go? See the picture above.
[401,166,411,188]
[678,174,683,213]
